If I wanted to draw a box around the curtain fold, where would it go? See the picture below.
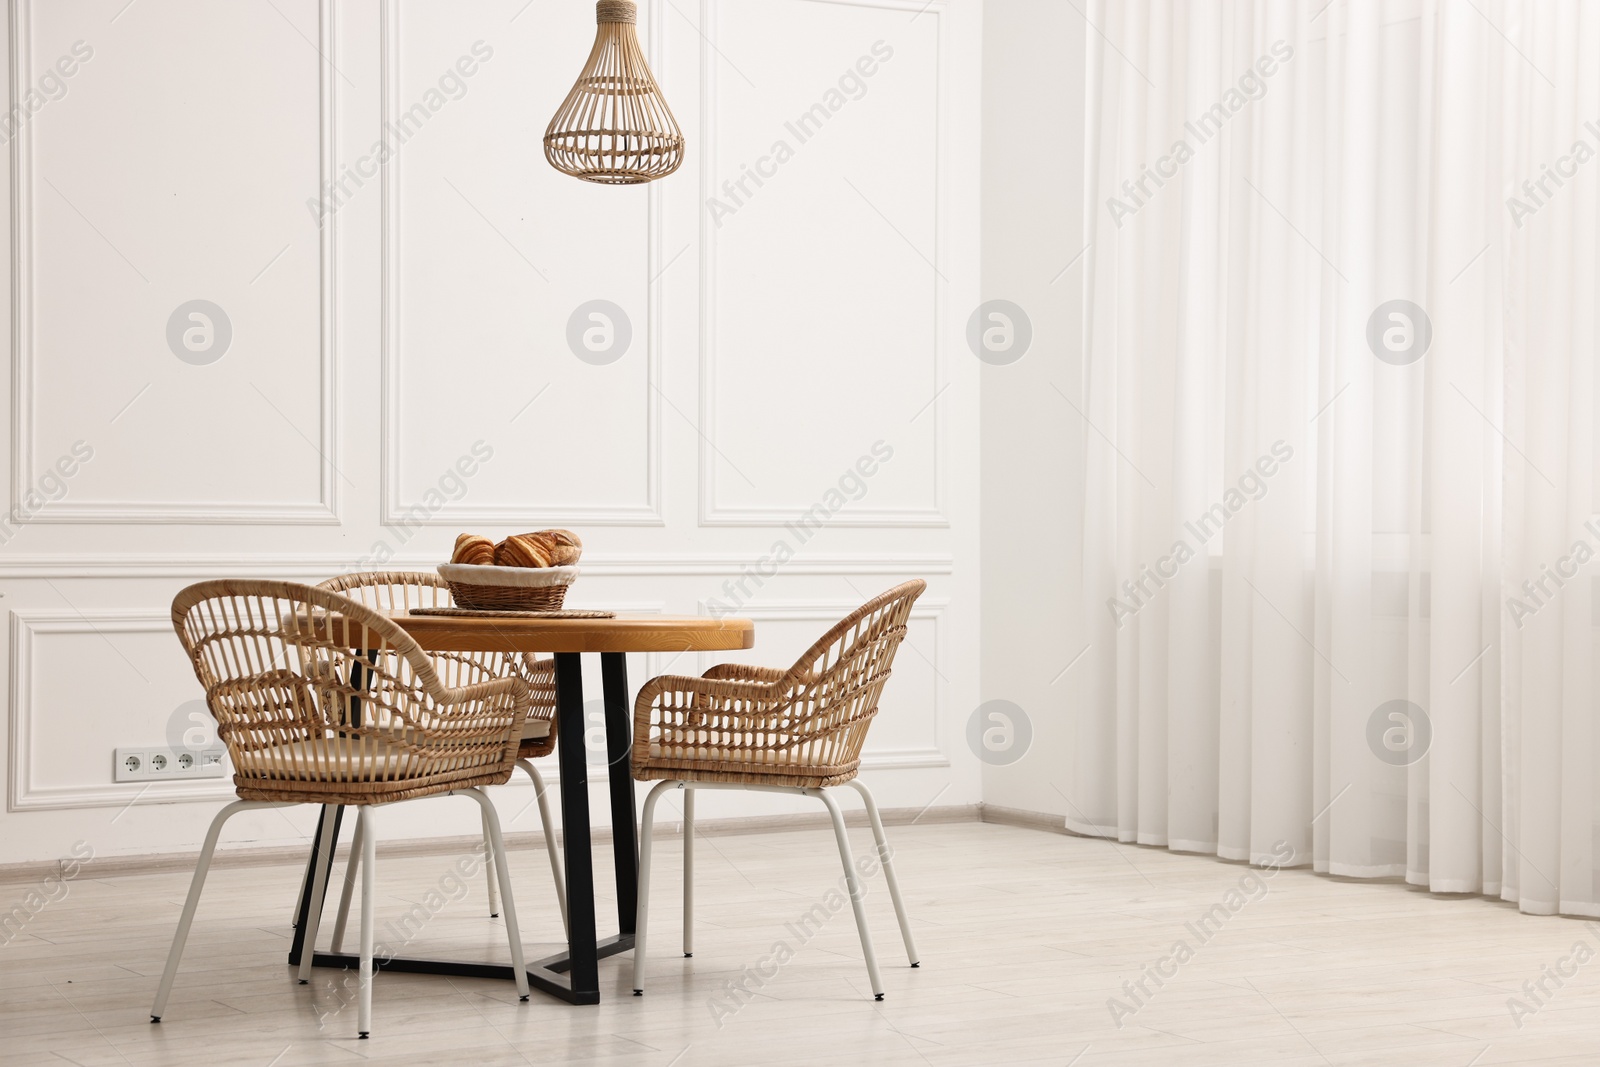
[1075,0,1600,915]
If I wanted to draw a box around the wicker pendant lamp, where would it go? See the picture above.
[544,0,685,185]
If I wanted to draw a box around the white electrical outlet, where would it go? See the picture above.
[114,746,228,783]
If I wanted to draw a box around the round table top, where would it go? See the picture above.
[386,612,755,654]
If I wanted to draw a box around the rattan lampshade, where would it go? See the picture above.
[544,0,685,185]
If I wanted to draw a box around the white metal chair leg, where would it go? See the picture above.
[330,813,364,953]
[810,787,885,1000]
[518,758,567,936]
[846,779,918,967]
[632,780,678,995]
[357,806,376,1038]
[682,786,694,958]
[296,806,340,984]
[481,807,502,918]
[151,800,283,1023]
[460,789,531,1001]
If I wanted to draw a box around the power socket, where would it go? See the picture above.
[114,746,228,783]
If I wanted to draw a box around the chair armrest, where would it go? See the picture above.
[633,673,804,771]
[633,673,784,732]
[701,662,787,684]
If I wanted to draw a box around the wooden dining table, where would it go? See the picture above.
[286,612,755,1005]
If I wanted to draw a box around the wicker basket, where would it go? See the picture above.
[437,564,579,612]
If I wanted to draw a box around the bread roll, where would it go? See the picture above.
[495,534,552,568]
[539,529,583,566]
[451,533,496,566]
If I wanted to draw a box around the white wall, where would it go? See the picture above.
[978,0,1086,818]
[0,0,982,865]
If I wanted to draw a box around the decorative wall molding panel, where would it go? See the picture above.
[9,0,339,525]
[377,0,664,528]
[8,610,233,811]
[697,0,950,528]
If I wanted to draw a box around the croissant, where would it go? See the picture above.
[503,531,578,567]
[495,533,552,568]
[451,533,496,566]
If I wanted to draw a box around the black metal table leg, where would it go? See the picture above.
[288,804,344,968]
[552,652,601,1002]
[601,652,638,935]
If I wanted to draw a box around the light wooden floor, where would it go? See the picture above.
[6,820,1600,1066]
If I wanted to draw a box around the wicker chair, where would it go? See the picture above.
[152,580,533,1038]
[631,580,925,1000]
[315,572,568,938]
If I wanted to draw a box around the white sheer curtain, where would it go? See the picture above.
[1072,0,1599,915]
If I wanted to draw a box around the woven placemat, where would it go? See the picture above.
[409,607,616,620]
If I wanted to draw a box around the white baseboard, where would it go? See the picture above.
[977,803,1072,834]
